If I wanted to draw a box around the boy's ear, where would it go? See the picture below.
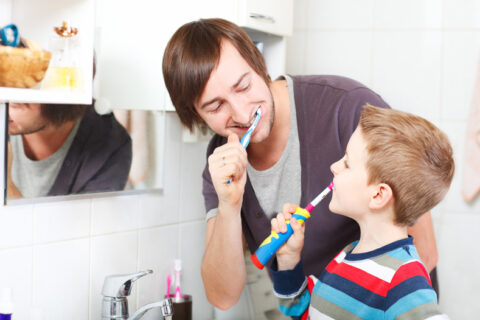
[369,183,393,210]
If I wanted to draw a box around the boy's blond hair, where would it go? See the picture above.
[359,105,455,226]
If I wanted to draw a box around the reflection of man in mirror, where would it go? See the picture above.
[7,102,132,199]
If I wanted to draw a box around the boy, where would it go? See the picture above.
[270,105,454,319]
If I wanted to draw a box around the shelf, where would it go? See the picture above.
[0,0,94,105]
[0,87,92,105]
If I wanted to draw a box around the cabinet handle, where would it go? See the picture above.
[249,13,276,24]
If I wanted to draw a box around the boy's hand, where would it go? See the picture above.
[273,203,305,270]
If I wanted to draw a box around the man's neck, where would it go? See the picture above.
[22,121,76,160]
[352,209,409,254]
[247,79,291,170]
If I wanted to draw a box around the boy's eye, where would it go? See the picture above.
[343,159,349,168]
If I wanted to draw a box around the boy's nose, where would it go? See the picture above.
[330,160,340,175]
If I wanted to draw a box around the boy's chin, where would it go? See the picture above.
[328,202,340,214]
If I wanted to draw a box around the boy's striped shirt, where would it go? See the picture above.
[271,237,449,319]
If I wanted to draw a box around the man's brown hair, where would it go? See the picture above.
[41,103,88,127]
[359,105,455,226]
[162,18,270,131]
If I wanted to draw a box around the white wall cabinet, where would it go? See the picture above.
[95,0,293,112]
[0,0,94,104]
[237,0,293,37]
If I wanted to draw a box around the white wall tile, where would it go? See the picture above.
[442,31,480,121]
[0,247,32,320]
[33,239,89,320]
[443,0,480,29]
[90,232,138,319]
[286,31,307,74]
[438,121,480,213]
[437,212,480,318]
[33,199,90,243]
[136,225,179,320]
[372,31,442,120]
[307,0,374,29]
[91,194,140,235]
[305,31,373,86]
[0,205,33,249]
[161,115,183,220]
[179,221,212,320]
[179,141,209,222]
[138,192,177,228]
[374,0,443,29]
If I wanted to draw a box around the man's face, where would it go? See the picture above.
[8,103,48,135]
[329,127,374,218]
[194,40,274,143]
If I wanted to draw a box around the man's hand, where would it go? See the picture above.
[208,134,247,210]
[408,212,438,272]
[273,203,305,270]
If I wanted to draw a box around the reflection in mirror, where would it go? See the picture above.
[6,103,164,203]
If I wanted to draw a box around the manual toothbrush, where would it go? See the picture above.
[174,259,182,299]
[227,107,262,184]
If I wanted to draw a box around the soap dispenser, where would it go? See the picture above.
[0,288,14,320]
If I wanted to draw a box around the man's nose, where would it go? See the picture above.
[230,100,250,125]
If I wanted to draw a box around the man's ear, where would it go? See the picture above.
[369,183,393,210]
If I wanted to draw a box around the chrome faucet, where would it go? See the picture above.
[101,270,173,320]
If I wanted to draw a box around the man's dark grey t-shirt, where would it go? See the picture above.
[202,75,390,278]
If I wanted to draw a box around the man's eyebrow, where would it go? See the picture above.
[232,72,249,89]
[199,72,250,110]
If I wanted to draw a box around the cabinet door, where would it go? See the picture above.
[94,0,236,111]
[237,0,293,37]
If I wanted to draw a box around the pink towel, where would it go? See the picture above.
[462,58,480,202]
[114,110,150,188]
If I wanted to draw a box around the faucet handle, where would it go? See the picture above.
[102,270,153,298]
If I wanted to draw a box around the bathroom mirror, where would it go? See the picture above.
[5,104,165,203]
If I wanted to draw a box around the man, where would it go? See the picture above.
[7,102,132,199]
[162,18,439,310]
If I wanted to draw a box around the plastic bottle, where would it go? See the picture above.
[42,21,82,91]
[0,288,14,320]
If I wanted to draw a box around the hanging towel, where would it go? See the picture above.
[462,57,480,202]
[114,110,150,188]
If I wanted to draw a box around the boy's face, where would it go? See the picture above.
[329,127,373,218]
[194,40,274,143]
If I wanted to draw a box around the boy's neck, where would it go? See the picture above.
[352,210,409,254]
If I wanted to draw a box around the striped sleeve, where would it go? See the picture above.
[385,261,447,320]
[270,259,310,317]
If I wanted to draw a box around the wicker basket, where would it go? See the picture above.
[0,38,51,88]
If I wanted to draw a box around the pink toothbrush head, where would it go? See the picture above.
[166,274,172,297]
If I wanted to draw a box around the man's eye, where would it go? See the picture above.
[240,84,250,92]
[210,103,222,113]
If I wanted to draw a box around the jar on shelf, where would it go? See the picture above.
[42,21,82,91]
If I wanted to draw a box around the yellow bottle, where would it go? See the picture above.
[42,21,82,91]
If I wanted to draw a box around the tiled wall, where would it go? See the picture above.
[286,0,480,318]
[0,113,214,320]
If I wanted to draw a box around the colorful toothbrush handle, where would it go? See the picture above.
[250,207,310,269]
